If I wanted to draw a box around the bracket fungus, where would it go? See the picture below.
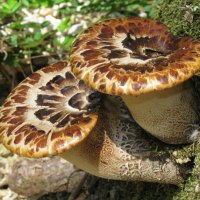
[0,61,188,185]
[70,18,200,144]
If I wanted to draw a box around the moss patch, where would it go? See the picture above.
[153,0,200,39]
[152,1,200,199]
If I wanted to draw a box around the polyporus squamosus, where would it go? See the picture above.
[0,61,188,185]
[70,18,200,144]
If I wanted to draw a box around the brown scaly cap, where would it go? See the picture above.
[0,61,101,158]
[70,18,200,95]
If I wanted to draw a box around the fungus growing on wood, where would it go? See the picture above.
[0,61,187,185]
[70,18,200,144]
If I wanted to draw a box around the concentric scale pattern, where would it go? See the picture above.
[70,18,200,95]
[0,61,101,157]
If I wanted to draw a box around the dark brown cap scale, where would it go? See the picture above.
[70,18,200,95]
[0,61,101,158]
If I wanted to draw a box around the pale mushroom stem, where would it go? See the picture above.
[61,96,189,185]
[121,80,199,144]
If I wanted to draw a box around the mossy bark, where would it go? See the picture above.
[153,0,200,199]
[153,0,200,39]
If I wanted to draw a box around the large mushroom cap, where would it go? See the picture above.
[0,61,101,158]
[70,18,200,95]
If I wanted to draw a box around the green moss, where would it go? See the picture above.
[173,147,200,200]
[164,140,200,200]
[152,1,200,199]
[173,176,199,200]
[153,0,200,39]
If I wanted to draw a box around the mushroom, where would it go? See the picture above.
[69,17,200,144]
[0,61,187,185]
[0,61,101,157]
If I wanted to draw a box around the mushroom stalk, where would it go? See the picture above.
[61,139,187,185]
[122,80,199,144]
[61,96,189,185]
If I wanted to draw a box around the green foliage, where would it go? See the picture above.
[60,0,150,16]
[58,17,71,32]
[0,0,21,15]
[0,0,156,71]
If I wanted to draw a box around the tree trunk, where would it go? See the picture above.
[154,0,200,199]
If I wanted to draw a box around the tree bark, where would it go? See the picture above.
[154,0,200,199]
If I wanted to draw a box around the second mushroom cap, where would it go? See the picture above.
[70,17,200,95]
[69,18,200,144]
